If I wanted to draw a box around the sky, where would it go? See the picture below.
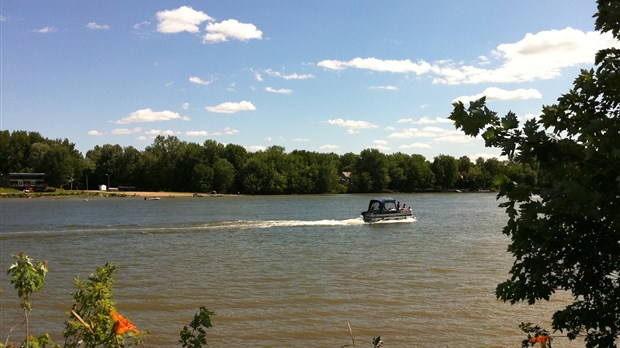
[2,1,619,160]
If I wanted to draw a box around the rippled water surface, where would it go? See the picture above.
[1,194,580,347]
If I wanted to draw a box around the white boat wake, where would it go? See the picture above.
[209,218,365,229]
[199,216,416,230]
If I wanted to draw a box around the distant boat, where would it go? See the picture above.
[361,197,414,223]
[144,197,161,201]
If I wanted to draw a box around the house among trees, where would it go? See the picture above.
[339,171,351,185]
[7,173,46,191]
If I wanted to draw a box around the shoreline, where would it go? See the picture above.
[0,190,238,199]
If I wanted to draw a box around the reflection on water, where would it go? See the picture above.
[0,194,580,347]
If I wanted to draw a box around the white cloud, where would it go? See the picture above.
[397,116,452,124]
[204,19,263,43]
[115,108,190,124]
[389,128,431,139]
[206,101,256,113]
[434,133,472,144]
[156,6,212,34]
[327,118,378,134]
[112,127,142,135]
[182,102,190,110]
[144,129,178,136]
[189,76,213,86]
[520,112,542,122]
[246,145,267,152]
[133,20,150,30]
[186,130,208,136]
[86,22,109,30]
[435,28,619,84]
[32,27,58,34]
[265,69,315,80]
[319,28,619,85]
[454,87,543,103]
[265,87,293,94]
[88,130,103,136]
[399,143,432,149]
[318,57,432,74]
[388,126,468,143]
[368,85,398,91]
[112,129,132,135]
[222,127,239,135]
[320,144,340,151]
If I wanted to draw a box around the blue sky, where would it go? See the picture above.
[2,1,618,159]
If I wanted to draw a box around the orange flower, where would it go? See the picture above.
[110,311,140,335]
[529,335,550,346]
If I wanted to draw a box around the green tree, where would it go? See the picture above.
[142,136,183,191]
[87,144,124,189]
[409,154,435,190]
[449,2,619,345]
[456,156,472,189]
[351,148,390,193]
[286,151,315,194]
[240,156,269,194]
[212,158,236,193]
[315,152,339,193]
[431,154,458,190]
[192,163,214,193]
[339,152,358,173]
[386,153,408,192]
[33,141,83,188]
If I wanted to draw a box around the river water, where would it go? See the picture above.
[0,193,580,347]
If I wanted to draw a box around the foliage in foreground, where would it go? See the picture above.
[4,253,146,348]
[4,252,381,348]
[449,1,620,346]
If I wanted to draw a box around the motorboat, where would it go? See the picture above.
[361,197,414,223]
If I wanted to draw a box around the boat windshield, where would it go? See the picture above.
[369,201,381,212]
[383,201,397,211]
[368,199,398,212]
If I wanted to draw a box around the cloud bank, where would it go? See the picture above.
[318,28,620,84]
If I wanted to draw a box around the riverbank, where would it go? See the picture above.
[0,189,236,199]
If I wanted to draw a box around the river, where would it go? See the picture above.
[0,193,580,347]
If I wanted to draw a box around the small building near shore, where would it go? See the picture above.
[8,173,46,191]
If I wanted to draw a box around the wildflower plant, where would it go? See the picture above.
[6,252,49,346]
[63,263,146,348]
[520,322,552,348]
[179,306,215,348]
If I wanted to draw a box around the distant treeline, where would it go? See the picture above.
[0,130,539,194]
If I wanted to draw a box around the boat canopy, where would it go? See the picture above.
[366,197,399,213]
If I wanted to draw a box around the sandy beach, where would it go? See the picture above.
[90,190,232,198]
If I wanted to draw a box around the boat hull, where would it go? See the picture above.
[361,210,413,223]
